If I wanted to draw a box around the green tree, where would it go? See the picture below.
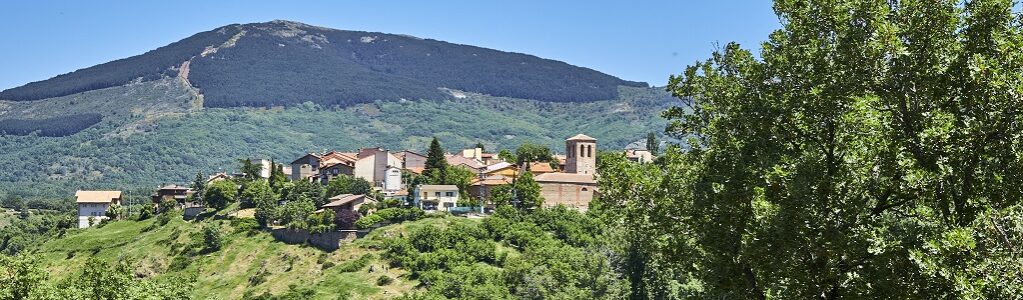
[515,142,555,167]
[242,180,277,227]
[324,175,373,204]
[239,158,262,181]
[474,142,485,151]
[205,179,238,210]
[514,172,542,210]
[490,184,515,207]
[645,132,658,155]
[597,1,1023,298]
[190,171,207,205]
[285,180,324,205]
[498,149,516,164]
[0,254,47,300]
[444,165,476,201]
[269,161,289,192]
[423,137,449,184]
[202,223,223,252]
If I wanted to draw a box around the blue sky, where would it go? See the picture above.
[0,1,779,89]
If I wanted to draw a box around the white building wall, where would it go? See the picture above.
[78,203,111,228]
[384,167,402,192]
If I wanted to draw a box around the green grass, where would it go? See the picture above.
[30,214,468,299]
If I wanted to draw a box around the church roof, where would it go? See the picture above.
[566,134,596,142]
[534,172,596,184]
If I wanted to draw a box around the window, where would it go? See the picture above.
[445,192,455,197]
[444,202,455,208]
[581,187,588,191]
[435,192,441,197]
[332,168,338,175]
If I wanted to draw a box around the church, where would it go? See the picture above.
[534,134,599,210]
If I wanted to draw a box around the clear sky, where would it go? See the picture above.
[0,1,779,90]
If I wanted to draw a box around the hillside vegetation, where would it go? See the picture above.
[9,205,616,299]
[0,85,671,200]
[0,20,645,108]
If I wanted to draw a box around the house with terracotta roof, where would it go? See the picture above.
[446,154,485,172]
[151,184,193,206]
[469,175,514,200]
[625,149,655,163]
[318,162,355,184]
[76,190,122,228]
[291,153,323,181]
[322,194,376,213]
[524,162,556,175]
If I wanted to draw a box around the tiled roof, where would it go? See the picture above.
[322,194,370,208]
[566,134,596,141]
[527,162,555,173]
[158,184,191,191]
[75,191,122,203]
[420,185,459,191]
[534,172,596,184]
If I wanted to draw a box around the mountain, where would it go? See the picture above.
[0,20,646,107]
[0,20,674,200]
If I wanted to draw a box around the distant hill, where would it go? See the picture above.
[0,20,646,107]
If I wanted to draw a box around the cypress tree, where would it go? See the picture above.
[423,137,448,184]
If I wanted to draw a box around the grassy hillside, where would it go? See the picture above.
[0,84,672,200]
[31,213,479,299]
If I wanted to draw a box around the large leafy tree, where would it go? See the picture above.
[205,179,238,210]
[514,171,543,210]
[324,175,373,203]
[599,0,1023,298]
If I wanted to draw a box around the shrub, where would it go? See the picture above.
[376,275,394,286]
[355,214,384,229]
[137,203,155,220]
[336,253,374,273]
[202,223,222,252]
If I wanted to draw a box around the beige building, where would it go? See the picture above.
[535,134,599,210]
[76,190,122,228]
[354,148,402,187]
[416,185,459,211]
[625,149,655,163]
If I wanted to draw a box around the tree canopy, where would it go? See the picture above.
[598,0,1023,298]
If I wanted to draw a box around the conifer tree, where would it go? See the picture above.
[423,137,448,184]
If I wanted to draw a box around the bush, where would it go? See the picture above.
[376,275,394,286]
[137,203,155,220]
[202,223,222,252]
[355,214,384,229]
[336,253,374,273]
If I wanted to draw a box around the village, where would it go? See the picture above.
[72,134,654,248]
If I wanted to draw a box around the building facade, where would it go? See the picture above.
[564,134,597,174]
[416,185,459,211]
[76,190,122,228]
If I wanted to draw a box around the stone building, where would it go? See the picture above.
[535,134,599,210]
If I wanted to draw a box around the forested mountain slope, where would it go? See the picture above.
[1,20,646,107]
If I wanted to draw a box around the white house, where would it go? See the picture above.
[416,185,459,211]
[383,166,402,192]
[76,190,122,228]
